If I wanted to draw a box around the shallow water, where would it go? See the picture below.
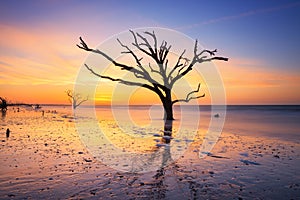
[223,105,300,141]
[0,105,299,199]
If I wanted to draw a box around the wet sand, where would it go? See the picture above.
[0,107,299,199]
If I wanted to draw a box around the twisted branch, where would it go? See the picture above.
[170,40,228,87]
[84,64,157,92]
[172,83,205,105]
[78,36,167,91]
[66,90,88,109]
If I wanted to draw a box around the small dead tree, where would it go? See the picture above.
[77,30,228,120]
[65,90,88,109]
[0,97,7,111]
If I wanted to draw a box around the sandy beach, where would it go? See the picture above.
[0,106,299,199]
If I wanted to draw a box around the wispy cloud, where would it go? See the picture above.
[177,2,300,30]
[0,24,83,85]
[216,58,300,104]
[218,58,300,87]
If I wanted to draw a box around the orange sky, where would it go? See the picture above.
[1,2,300,105]
[0,26,299,105]
[1,28,299,106]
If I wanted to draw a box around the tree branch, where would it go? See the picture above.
[117,38,143,68]
[77,96,89,107]
[78,37,137,72]
[129,30,167,78]
[78,36,168,92]
[158,40,171,63]
[136,32,156,56]
[65,90,73,99]
[84,64,157,92]
[130,30,153,57]
[148,63,161,75]
[116,38,151,80]
[65,89,88,109]
[172,83,205,105]
[198,56,229,62]
[170,40,228,87]
[167,49,187,80]
[144,31,158,55]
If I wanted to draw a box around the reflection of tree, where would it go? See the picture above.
[1,109,6,120]
[149,167,167,199]
[144,120,174,198]
[162,120,173,144]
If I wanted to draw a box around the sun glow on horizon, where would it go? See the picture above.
[1,18,299,105]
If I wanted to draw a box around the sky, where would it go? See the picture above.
[0,0,299,105]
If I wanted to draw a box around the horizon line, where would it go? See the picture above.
[11,103,300,107]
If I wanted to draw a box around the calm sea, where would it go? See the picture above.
[43,105,300,142]
[223,105,300,141]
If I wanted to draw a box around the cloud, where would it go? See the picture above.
[177,2,300,30]
[215,57,300,104]
[218,57,300,87]
[0,24,84,85]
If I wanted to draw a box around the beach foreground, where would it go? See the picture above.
[0,106,299,199]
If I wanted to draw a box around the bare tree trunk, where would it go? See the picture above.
[162,89,174,120]
[163,101,174,121]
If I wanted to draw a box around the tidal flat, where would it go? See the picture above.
[0,106,299,199]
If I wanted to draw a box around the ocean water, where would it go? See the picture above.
[40,104,300,141]
[72,105,300,140]
[223,105,300,141]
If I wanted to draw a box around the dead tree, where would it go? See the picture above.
[77,30,228,120]
[0,97,7,111]
[66,90,88,109]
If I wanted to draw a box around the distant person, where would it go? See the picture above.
[6,128,10,138]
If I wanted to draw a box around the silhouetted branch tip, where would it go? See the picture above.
[77,37,92,51]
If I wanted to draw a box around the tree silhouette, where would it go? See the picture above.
[77,30,228,120]
[66,90,88,109]
[0,97,7,112]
